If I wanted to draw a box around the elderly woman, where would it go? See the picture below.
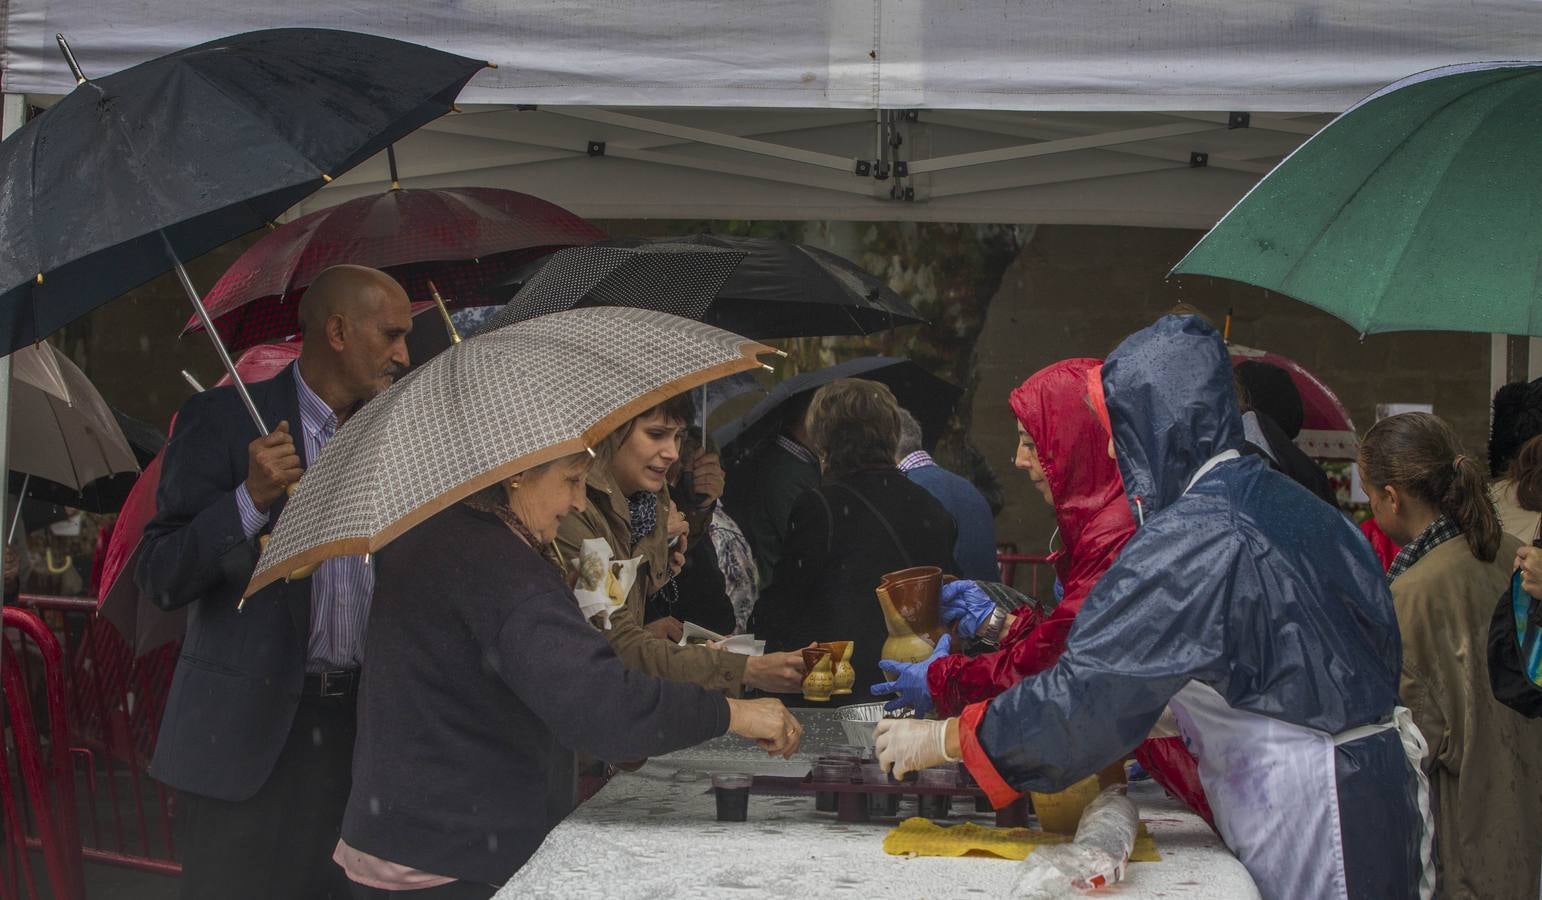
[555,393,806,694]
[754,378,958,702]
[336,450,803,898]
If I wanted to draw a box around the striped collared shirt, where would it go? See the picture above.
[235,366,374,672]
[776,435,817,465]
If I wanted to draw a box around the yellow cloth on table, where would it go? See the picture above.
[881,817,1160,862]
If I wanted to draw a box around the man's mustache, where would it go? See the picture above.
[383,362,408,381]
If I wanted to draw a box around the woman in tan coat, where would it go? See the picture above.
[555,392,806,695]
[1360,412,1542,900]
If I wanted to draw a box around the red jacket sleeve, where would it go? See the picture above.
[959,700,1021,808]
[1134,736,1214,826]
[929,601,1079,718]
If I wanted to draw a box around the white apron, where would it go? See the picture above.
[1170,682,1432,900]
[1167,451,1434,900]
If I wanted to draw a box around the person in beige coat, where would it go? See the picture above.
[556,392,806,696]
[1361,412,1542,900]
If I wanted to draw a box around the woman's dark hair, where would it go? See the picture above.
[1360,412,1502,562]
[595,392,695,463]
[1510,433,1542,513]
[1489,377,1542,477]
[1235,361,1304,440]
[804,378,901,478]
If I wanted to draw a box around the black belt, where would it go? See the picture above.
[303,669,359,699]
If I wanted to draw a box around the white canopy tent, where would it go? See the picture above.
[4,1,1540,225]
[0,3,1539,523]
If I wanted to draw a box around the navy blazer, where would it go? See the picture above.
[137,364,317,802]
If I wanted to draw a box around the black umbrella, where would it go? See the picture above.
[494,234,926,339]
[713,356,962,461]
[0,29,487,432]
[474,243,749,335]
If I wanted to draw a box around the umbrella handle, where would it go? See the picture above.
[162,234,269,436]
[236,482,317,611]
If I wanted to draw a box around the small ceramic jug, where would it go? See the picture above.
[819,641,855,695]
[801,647,834,702]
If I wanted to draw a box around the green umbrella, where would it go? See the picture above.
[1171,62,1542,335]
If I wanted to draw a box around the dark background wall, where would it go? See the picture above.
[55,222,1492,563]
[972,225,1490,556]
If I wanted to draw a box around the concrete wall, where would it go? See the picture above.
[973,225,1493,556]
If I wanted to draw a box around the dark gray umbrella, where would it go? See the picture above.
[474,243,748,334]
[494,234,925,339]
[713,356,962,461]
[0,29,487,432]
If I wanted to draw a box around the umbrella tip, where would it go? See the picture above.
[34,272,43,285]
[773,348,789,357]
[485,60,499,69]
[321,173,333,183]
[55,33,87,85]
[585,446,596,458]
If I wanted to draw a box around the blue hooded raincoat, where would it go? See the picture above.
[957,316,1427,900]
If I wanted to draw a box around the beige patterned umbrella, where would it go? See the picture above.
[246,307,774,596]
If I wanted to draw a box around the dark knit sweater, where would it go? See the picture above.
[342,502,730,885]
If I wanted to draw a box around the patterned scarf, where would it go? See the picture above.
[1386,515,1462,583]
[463,490,564,573]
[627,491,658,548]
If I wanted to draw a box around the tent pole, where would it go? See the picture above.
[1506,334,1529,386]
[7,475,27,545]
[2,93,26,591]
[161,234,268,435]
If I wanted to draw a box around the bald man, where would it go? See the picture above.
[137,265,411,900]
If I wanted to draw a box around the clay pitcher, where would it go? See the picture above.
[876,566,944,663]
[801,647,835,702]
[819,641,855,695]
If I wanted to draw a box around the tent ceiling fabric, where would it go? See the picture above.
[5,2,1538,225]
[296,107,1329,226]
[5,1,1539,110]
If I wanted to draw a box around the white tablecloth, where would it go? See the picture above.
[500,710,1260,899]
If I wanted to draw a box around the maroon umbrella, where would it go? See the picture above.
[1229,345,1357,459]
[97,343,304,654]
[184,185,605,351]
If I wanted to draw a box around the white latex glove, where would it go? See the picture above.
[875,718,956,780]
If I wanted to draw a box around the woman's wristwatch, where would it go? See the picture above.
[975,606,1010,646]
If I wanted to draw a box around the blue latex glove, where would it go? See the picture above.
[870,634,951,715]
[939,580,996,637]
[1053,578,1065,603]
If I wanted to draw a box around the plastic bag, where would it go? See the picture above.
[1007,785,1139,898]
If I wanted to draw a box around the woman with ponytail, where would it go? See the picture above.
[1360,412,1542,900]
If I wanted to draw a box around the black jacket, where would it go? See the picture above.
[1242,410,1338,507]
[343,501,729,884]
[754,467,958,702]
[137,364,315,802]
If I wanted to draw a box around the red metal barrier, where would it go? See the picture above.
[3,607,86,900]
[10,594,181,881]
[995,551,1055,597]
